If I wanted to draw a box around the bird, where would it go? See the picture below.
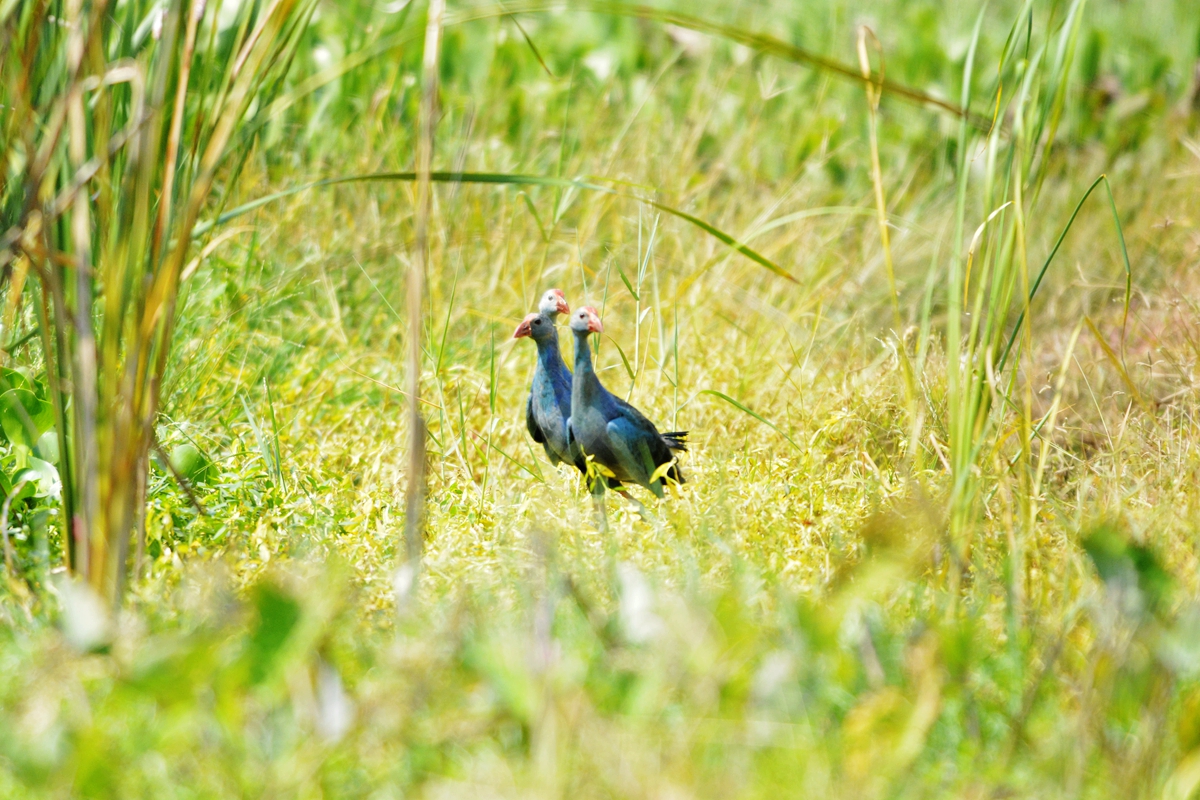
[512,289,580,472]
[514,291,669,515]
[566,305,687,500]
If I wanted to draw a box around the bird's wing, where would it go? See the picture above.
[528,394,562,465]
[526,394,546,444]
[614,397,688,451]
[566,418,589,475]
[606,416,666,499]
[618,402,679,463]
[613,396,651,423]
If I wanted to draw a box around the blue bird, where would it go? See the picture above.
[512,289,583,473]
[566,306,687,500]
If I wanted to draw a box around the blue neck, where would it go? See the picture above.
[534,327,567,374]
[571,329,607,408]
[572,329,594,379]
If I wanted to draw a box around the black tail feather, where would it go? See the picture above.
[660,430,688,451]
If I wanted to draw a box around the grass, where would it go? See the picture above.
[0,0,320,603]
[3,0,1200,796]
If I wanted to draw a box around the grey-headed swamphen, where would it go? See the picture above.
[567,306,687,500]
[513,289,584,473]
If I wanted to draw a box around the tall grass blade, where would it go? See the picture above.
[195,172,794,281]
[857,25,919,456]
[1084,316,1150,412]
[503,10,554,78]
[610,338,636,382]
[996,175,1133,371]
[700,389,801,452]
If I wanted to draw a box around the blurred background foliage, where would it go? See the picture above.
[2,0,1200,797]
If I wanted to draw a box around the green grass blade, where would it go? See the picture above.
[194,171,794,281]
[519,192,548,241]
[617,266,639,301]
[609,337,636,381]
[503,10,554,78]
[1103,178,1133,342]
[1084,316,1149,412]
[700,389,801,452]
[997,175,1129,371]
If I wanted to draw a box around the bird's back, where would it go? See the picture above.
[580,382,686,488]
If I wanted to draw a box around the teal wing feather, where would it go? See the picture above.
[526,394,544,444]
[527,394,561,465]
[606,417,665,498]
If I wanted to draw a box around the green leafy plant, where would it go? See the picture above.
[0,0,319,603]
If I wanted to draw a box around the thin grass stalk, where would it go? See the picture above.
[140,1,306,548]
[996,37,1062,620]
[856,26,919,472]
[942,0,1090,619]
[996,174,1131,372]
[1012,111,1033,626]
[152,0,201,264]
[404,0,445,586]
[100,2,182,603]
[956,56,1034,572]
[65,0,99,587]
[944,11,985,590]
[1029,0,1089,204]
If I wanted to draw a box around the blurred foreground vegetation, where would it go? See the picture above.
[3,0,1200,796]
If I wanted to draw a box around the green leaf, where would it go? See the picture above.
[0,389,45,449]
[15,457,58,500]
[617,266,639,301]
[34,431,58,465]
[30,396,54,434]
[610,338,636,381]
[0,367,33,392]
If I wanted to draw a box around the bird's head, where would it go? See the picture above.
[538,288,570,318]
[569,306,603,335]
[512,312,548,340]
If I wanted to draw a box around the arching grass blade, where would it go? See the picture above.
[195,171,795,282]
[700,389,801,452]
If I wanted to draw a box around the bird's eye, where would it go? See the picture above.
[533,319,541,325]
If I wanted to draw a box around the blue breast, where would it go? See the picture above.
[531,337,575,463]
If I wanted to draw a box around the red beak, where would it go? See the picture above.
[552,289,570,315]
[512,312,538,339]
[582,306,603,334]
